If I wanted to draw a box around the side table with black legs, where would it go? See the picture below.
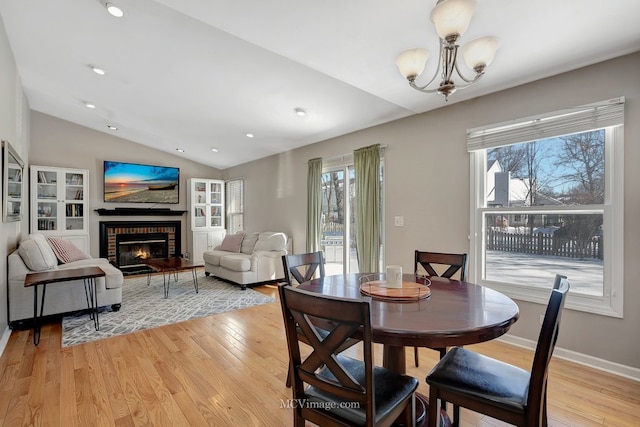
[23,266,106,345]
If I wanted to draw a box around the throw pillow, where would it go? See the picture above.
[216,232,245,253]
[254,232,287,252]
[47,237,90,264]
[18,237,58,271]
[240,232,260,254]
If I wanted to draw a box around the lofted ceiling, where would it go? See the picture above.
[1,0,639,170]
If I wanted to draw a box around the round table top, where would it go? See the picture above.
[298,273,520,349]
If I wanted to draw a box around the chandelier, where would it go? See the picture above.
[396,0,500,101]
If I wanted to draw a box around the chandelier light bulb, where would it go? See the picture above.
[430,0,476,39]
[396,49,429,80]
[461,36,501,70]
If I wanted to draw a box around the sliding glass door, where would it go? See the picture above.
[321,163,384,274]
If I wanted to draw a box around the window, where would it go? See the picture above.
[321,156,385,275]
[468,98,624,317]
[225,178,244,234]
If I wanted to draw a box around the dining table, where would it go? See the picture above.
[298,272,520,427]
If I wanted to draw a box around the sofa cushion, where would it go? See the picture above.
[17,234,58,272]
[59,260,123,289]
[241,232,260,254]
[220,254,252,272]
[47,237,90,264]
[254,232,287,252]
[202,250,228,266]
[216,232,244,253]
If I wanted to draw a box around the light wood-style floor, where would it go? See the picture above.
[0,282,638,427]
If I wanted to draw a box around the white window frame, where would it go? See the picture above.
[225,178,244,234]
[468,98,624,318]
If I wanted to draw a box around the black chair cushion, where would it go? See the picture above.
[427,347,530,414]
[305,355,419,425]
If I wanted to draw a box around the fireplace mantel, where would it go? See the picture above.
[95,208,187,216]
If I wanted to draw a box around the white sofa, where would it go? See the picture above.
[7,233,124,326]
[203,231,289,289]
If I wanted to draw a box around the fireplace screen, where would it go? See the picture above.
[116,233,169,268]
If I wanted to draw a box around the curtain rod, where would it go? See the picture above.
[307,144,387,164]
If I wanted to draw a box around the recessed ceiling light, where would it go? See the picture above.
[211,147,219,152]
[85,102,96,109]
[176,148,185,153]
[294,107,307,117]
[245,133,254,138]
[91,65,106,75]
[107,125,118,130]
[106,2,124,18]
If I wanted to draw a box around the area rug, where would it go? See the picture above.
[61,274,275,347]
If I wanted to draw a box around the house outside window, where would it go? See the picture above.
[225,178,244,234]
[468,98,624,317]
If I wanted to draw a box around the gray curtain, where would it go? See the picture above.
[354,144,380,273]
[306,158,323,253]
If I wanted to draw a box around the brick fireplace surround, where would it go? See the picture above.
[99,221,182,267]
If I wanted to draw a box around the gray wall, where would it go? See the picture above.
[29,112,222,258]
[0,17,30,336]
[223,53,640,370]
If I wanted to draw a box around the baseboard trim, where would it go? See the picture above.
[0,326,11,359]
[499,334,640,382]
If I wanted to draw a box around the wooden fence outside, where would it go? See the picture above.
[486,230,603,260]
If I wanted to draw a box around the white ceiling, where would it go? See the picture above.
[1,0,639,170]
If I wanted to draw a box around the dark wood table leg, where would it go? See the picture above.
[162,271,170,298]
[83,277,99,331]
[192,268,199,293]
[32,284,47,346]
[383,345,451,427]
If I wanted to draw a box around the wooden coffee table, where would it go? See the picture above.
[142,257,203,298]
[24,266,105,346]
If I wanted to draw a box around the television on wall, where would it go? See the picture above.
[103,161,180,204]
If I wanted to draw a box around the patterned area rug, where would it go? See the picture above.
[61,273,275,347]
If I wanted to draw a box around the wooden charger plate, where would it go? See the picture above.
[360,280,431,302]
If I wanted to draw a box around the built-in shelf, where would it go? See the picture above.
[94,208,187,216]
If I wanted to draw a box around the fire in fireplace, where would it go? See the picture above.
[116,233,169,269]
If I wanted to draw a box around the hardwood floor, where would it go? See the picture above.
[0,283,638,426]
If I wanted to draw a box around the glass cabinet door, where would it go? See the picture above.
[192,180,207,229]
[209,182,223,228]
[65,172,85,231]
[36,170,59,231]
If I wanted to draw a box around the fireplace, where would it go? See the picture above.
[116,233,169,269]
[99,221,181,273]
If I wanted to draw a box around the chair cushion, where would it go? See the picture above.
[215,232,244,253]
[46,237,90,263]
[305,354,418,425]
[220,254,252,272]
[426,347,530,413]
[202,250,227,266]
[254,232,287,252]
[240,232,260,254]
[17,234,58,271]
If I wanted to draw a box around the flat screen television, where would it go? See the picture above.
[104,161,180,204]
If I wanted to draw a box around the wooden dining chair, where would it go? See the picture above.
[426,275,570,427]
[283,251,358,388]
[282,251,326,286]
[278,284,418,427]
[413,250,468,367]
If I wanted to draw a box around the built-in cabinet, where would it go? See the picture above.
[2,140,25,222]
[30,165,90,252]
[187,178,225,263]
